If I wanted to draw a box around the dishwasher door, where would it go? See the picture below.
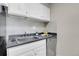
[47,36,57,56]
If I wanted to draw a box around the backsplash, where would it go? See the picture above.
[6,15,46,42]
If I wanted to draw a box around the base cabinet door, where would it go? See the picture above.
[34,45,46,56]
[19,50,34,56]
[7,40,46,56]
[20,46,46,56]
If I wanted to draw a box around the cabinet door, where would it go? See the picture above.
[34,44,46,56]
[25,3,30,17]
[7,43,35,56]
[8,3,26,16]
[26,3,50,21]
[42,5,50,21]
[26,3,44,20]
[19,50,34,56]
[34,40,46,56]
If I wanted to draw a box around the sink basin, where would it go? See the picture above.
[16,36,35,44]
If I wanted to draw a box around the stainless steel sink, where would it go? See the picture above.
[7,34,51,48]
[16,36,34,44]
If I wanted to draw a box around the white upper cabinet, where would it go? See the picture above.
[42,5,50,21]
[26,3,44,20]
[8,3,26,17]
[8,3,50,22]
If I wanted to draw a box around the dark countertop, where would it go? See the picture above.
[7,32,57,48]
[7,39,46,48]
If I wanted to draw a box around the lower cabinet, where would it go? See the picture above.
[20,50,34,56]
[34,45,46,56]
[20,45,46,56]
[7,39,46,56]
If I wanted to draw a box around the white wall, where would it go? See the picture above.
[6,15,45,42]
[50,3,79,56]
[46,4,57,33]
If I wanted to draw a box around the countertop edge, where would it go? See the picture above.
[7,39,46,48]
